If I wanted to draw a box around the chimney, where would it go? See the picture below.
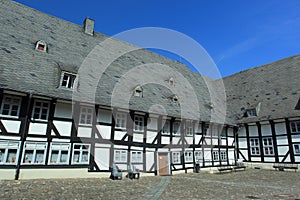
[83,18,95,36]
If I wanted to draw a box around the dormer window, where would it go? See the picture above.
[133,86,143,97]
[35,40,47,52]
[245,108,257,117]
[170,95,179,103]
[169,78,174,87]
[60,72,77,89]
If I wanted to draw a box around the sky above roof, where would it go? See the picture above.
[14,0,300,78]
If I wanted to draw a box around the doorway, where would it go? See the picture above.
[158,152,170,176]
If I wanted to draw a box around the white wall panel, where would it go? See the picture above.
[1,120,21,134]
[77,127,92,138]
[146,131,157,144]
[276,136,288,145]
[161,137,169,144]
[249,126,258,137]
[96,125,110,139]
[275,123,286,134]
[278,146,289,155]
[94,148,110,170]
[52,121,72,137]
[147,118,157,130]
[28,123,47,135]
[261,124,272,136]
[238,127,246,137]
[114,131,127,141]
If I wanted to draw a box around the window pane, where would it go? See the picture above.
[60,151,69,163]
[82,151,89,163]
[24,150,34,163]
[73,151,80,163]
[35,150,45,164]
[50,150,59,163]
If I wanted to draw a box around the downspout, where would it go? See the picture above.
[15,92,32,180]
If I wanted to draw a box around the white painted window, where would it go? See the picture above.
[172,152,181,164]
[184,151,193,162]
[133,86,143,97]
[134,115,144,132]
[0,95,22,118]
[114,150,127,163]
[263,137,274,155]
[115,112,127,129]
[60,72,77,89]
[194,151,202,163]
[32,100,50,121]
[172,122,181,136]
[0,140,20,165]
[250,138,260,155]
[162,120,170,135]
[131,151,142,163]
[290,121,300,133]
[220,151,227,161]
[212,151,219,161]
[185,120,193,136]
[294,144,300,154]
[246,109,257,117]
[48,143,71,165]
[79,107,93,125]
[22,142,47,165]
[35,40,47,52]
[72,143,90,164]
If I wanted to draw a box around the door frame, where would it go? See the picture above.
[157,151,171,176]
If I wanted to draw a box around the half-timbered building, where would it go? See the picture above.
[0,0,299,180]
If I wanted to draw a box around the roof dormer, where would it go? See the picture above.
[133,85,143,97]
[35,40,47,52]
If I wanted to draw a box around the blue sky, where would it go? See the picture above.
[14,0,300,77]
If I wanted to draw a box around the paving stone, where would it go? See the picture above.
[0,169,299,199]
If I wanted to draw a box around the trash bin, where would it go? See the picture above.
[195,163,200,173]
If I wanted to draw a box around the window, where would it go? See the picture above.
[185,120,193,136]
[168,78,174,87]
[294,144,300,154]
[250,138,260,155]
[172,122,181,136]
[162,120,170,135]
[48,143,71,164]
[220,151,227,161]
[184,151,193,163]
[72,143,90,164]
[133,86,143,97]
[60,72,76,89]
[263,137,274,155]
[245,109,257,117]
[0,95,22,117]
[32,100,50,120]
[134,115,144,132]
[22,142,47,165]
[171,95,179,103]
[290,121,300,133]
[114,150,127,163]
[194,151,202,163]
[35,40,47,52]
[172,152,181,164]
[115,112,127,129]
[0,140,20,165]
[131,151,142,163]
[79,107,93,125]
[212,151,219,161]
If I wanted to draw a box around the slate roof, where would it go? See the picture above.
[0,0,299,125]
[222,54,300,124]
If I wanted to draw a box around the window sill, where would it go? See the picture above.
[0,115,19,119]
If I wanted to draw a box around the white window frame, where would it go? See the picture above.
[185,120,193,136]
[290,121,300,133]
[263,137,274,155]
[184,151,193,163]
[0,95,22,118]
[60,72,77,89]
[250,138,260,155]
[32,100,50,121]
[115,112,127,129]
[220,151,227,161]
[194,151,202,163]
[212,151,219,161]
[0,140,20,165]
[172,152,181,164]
[131,151,143,163]
[114,150,127,163]
[162,120,170,135]
[133,86,143,97]
[48,143,71,165]
[172,121,181,136]
[79,106,93,125]
[294,144,300,154]
[22,142,47,165]
[71,143,91,164]
[35,40,47,52]
[134,115,144,132]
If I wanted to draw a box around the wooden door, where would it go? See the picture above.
[158,153,169,176]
